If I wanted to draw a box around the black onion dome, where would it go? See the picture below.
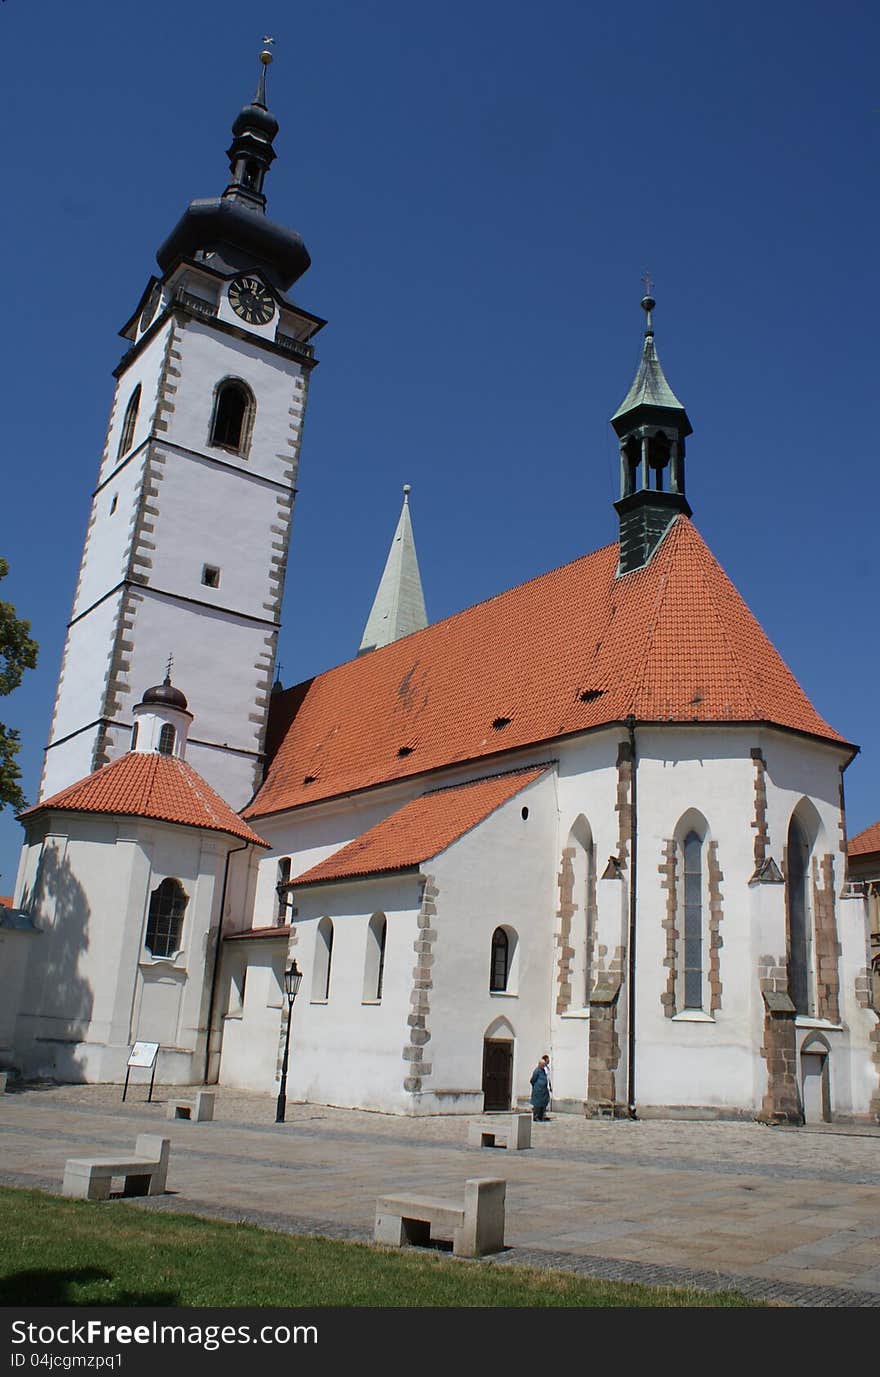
[142,678,189,711]
[233,102,279,140]
[156,198,310,291]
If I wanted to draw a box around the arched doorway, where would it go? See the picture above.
[481,1017,514,1110]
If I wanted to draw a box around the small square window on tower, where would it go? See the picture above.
[201,565,221,589]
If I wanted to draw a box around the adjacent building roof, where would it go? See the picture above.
[849,820,880,859]
[249,516,847,822]
[292,766,549,886]
[22,753,269,847]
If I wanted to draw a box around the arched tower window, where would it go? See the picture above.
[313,917,334,1001]
[145,878,188,958]
[117,384,141,459]
[209,379,254,454]
[363,913,387,1001]
[158,723,176,756]
[130,723,139,750]
[490,927,509,992]
[787,815,813,1015]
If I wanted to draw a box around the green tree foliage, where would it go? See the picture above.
[0,559,38,813]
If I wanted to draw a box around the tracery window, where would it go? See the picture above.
[490,927,509,992]
[682,831,704,1010]
[787,816,813,1015]
[276,857,291,923]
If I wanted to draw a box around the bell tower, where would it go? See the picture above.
[612,293,692,575]
[41,43,325,808]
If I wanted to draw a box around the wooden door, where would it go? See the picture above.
[482,1038,513,1111]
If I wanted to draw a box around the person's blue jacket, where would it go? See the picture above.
[530,1063,550,1110]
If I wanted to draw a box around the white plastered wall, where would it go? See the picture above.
[11,811,238,1085]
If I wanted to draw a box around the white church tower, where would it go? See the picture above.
[41,42,324,809]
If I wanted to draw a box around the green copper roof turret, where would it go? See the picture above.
[611,295,691,432]
[611,293,693,576]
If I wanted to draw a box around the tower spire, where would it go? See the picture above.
[222,39,281,211]
[611,292,693,576]
[358,486,428,655]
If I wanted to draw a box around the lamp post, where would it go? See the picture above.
[275,959,302,1124]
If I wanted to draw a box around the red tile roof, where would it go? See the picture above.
[849,820,880,859]
[0,896,12,909]
[293,766,549,886]
[249,518,847,821]
[23,753,268,847]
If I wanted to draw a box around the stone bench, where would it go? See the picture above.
[467,1112,531,1151]
[167,1090,214,1123]
[62,1135,170,1201]
[375,1177,506,1258]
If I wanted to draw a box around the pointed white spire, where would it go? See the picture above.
[358,485,428,655]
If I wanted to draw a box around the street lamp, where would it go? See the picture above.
[275,959,302,1124]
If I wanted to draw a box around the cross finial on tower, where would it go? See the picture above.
[641,273,656,337]
[164,652,174,685]
[255,37,275,106]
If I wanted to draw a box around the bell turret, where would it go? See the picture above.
[612,294,693,575]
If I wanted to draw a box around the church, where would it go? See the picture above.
[4,47,878,1125]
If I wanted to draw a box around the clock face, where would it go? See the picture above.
[138,285,161,335]
[228,276,276,326]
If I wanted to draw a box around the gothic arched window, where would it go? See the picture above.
[209,379,254,454]
[313,917,334,1001]
[682,830,703,1010]
[145,878,188,958]
[276,857,291,923]
[117,384,141,458]
[787,816,813,1015]
[490,927,510,992]
[158,723,176,756]
[364,913,387,1001]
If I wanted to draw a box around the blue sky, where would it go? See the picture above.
[1,0,878,886]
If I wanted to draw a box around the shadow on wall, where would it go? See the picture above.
[17,841,96,1081]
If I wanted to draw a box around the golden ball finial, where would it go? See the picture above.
[260,36,275,65]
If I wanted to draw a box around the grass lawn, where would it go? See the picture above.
[0,1187,764,1307]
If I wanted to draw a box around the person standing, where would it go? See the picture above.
[530,1053,551,1121]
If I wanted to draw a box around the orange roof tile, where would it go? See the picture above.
[249,519,848,821]
[0,896,12,909]
[849,820,880,859]
[293,766,549,886]
[23,753,268,847]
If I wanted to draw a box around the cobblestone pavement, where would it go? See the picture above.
[2,1083,880,1307]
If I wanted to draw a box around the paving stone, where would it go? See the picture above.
[1,1083,879,1307]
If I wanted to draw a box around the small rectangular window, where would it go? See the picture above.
[202,565,221,589]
